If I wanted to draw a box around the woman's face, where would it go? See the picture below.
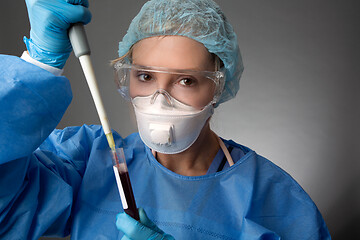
[129,36,216,109]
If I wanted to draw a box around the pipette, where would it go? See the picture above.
[68,23,139,221]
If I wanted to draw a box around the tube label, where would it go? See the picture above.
[113,166,128,209]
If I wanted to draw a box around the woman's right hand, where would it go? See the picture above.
[24,0,92,69]
[116,208,175,240]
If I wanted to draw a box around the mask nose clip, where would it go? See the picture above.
[150,89,174,107]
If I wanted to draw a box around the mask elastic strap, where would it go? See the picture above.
[217,135,234,167]
[151,149,157,158]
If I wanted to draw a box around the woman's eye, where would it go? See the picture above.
[138,73,152,82]
[179,78,195,86]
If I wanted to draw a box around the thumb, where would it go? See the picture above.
[116,211,163,240]
[138,208,164,234]
[66,0,89,8]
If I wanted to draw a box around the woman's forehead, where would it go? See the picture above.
[131,36,214,71]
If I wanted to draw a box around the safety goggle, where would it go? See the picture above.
[113,61,225,106]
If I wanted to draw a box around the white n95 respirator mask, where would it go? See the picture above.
[131,90,214,154]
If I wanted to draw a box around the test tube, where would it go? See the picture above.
[111,148,140,220]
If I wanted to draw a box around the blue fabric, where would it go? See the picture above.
[0,55,331,239]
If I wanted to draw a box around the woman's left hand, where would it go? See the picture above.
[116,208,175,240]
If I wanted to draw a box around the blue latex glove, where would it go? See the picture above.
[116,208,175,240]
[24,0,92,68]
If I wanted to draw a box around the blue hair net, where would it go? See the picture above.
[118,0,244,105]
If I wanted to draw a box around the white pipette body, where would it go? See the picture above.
[78,55,112,135]
[68,23,115,148]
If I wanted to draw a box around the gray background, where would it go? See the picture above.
[1,0,359,239]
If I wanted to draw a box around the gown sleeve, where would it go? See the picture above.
[0,54,100,239]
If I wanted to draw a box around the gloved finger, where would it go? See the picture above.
[40,1,92,26]
[63,4,92,25]
[138,208,164,234]
[116,212,163,240]
[66,0,89,8]
[137,209,175,239]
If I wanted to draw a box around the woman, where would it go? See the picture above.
[0,0,331,239]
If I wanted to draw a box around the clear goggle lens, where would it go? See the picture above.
[114,61,225,107]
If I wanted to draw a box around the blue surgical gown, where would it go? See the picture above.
[0,55,331,239]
